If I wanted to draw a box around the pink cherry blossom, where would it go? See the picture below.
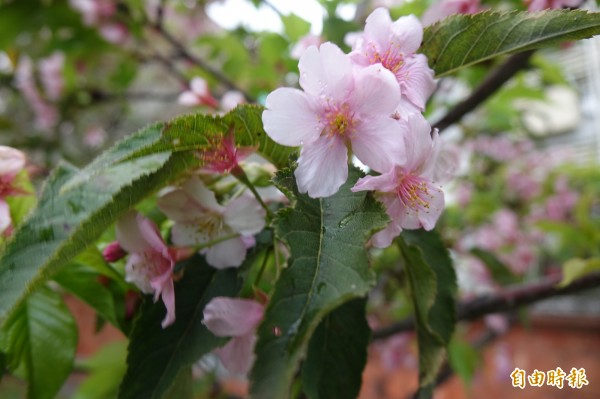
[116,211,176,328]
[0,146,27,234]
[38,52,65,101]
[352,114,444,248]
[178,77,219,108]
[157,177,265,269]
[198,133,255,174]
[220,90,245,112]
[102,241,127,262]
[99,22,130,45]
[203,297,264,375]
[527,0,580,12]
[263,42,404,198]
[422,0,482,27]
[69,0,116,26]
[350,8,436,112]
[290,34,323,59]
[14,56,59,131]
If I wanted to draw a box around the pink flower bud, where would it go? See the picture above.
[103,241,127,262]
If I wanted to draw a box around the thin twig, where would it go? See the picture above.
[151,23,255,102]
[433,50,535,133]
[373,271,600,340]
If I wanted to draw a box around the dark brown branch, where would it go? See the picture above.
[373,271,600,340]
[432,50,535,133]
[151,23,255,102]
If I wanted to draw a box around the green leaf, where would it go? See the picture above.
[1,287,77,399]
[249,166,388,399]
[73,341,128,399]
[118,255,242,399]
[559,258,600,287]
[0,149,196,324]
[470,248,518,285]
[302,298,370,399]
[53,263,119,327]
[399,229,457,398]
[448,337,479,387]
[282,14,311,42]
[421,10,600,77]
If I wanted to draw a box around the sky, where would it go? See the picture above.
[206,0,357,35]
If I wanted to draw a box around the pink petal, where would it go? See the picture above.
[203,297,264,337]
[298,42,353,99]
[190,77,209,96]
[352,117,405,173]
[178,91,200,106]
[136,213,170,258]
[389,15,424,55]
[350,63,401,116]
[416,183,445,230]
[224,195,266,236]
[403,113,434,172]
[263,88,321,146]
[363,8,393,50]
[157,189,202,223]
[371,221,402,248]
[171,222,212,247]
[116,211,151,253]
[205,237,247,269]
[215,333,257,375]
[0,146,26,177]
[156,277,176,328]
[0,199,11,233]
[398,55,436,111]
[181,177,224,213]
[352,170,398,193]
[295,135,348,198]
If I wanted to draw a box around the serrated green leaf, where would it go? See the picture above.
[302,298,370,399]
[118,255,241,399]
[559,258,600,287]
[249,166,388,399]
[1,287,77,399]
[403,230,457,345]
[399,230,457,398]
[53,263,119,327]
[421,10,600,77]
[0,150,196,324]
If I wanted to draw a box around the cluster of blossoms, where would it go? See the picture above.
[14,53,65,132]
[263,8,449,247]
[70,0,129,44]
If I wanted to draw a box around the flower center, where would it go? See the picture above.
[322,103,355,139]
[368,43,405,75]
[397,174,432,211]
[195,212,225,239]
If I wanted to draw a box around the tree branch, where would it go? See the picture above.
[151,23,255,102]
[433,50,535,133]
[373,271,600,340]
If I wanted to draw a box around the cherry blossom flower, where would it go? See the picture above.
[220,90,245,112]
[527,0,580,12]
[290,34,323,59]
[157,177,265,269]
[349,8,436,112]
[422,0,482,27]
[0,146,27,234]
[14,56,59,131]
[116,211,176,327]
[263,42,404,198]
[178,77,219,108]
[38,52,65,101]
[102,241,127,262]
[198,133,256,174]
[203,297,264,375]
[70,0,116,26]
[352,114,444,248]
